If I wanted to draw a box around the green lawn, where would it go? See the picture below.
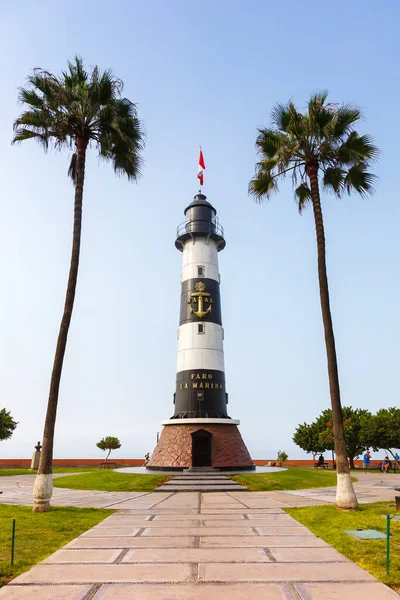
[53,470,169,492]
[286,501,400,593]
[0,505,112,587]
[0,468,98,476]
[230,467,357,491]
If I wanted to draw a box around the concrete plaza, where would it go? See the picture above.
[0,472,399,599]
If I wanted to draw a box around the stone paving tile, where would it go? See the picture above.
[255,526,314,536]
[294,582,400,599]
[43,549,122,563]
[200,536,330,548]
[237,500,288,508]
[142,526,255,536]
[126,508,200,514]
[269,546,349,562]
[66,536,196,548]
[153,513,246,520]
[0,586,92,599]
[11,563,192,584]
[93,583,289,599]
[93,519,201,528]
[202,519,300,528]
[201,509,284,514]
[122,547,269,563]
[198,562,375,582]
[95,515,151,523]
[245,512,296,518]
[80,528,141,537]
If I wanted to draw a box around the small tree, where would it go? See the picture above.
[293,422,326,460]
[293,407,371,469]
[0,408,18,441]
[362,408,400,466]
[277,450,288,465]
[96,436,121,460]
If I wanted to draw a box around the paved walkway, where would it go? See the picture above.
[0,472,399,598]
[1,471,398,508]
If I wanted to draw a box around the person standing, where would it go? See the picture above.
[363,449,371,471]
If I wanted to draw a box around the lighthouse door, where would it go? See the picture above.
[191,430,212,467]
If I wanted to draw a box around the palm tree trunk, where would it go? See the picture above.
[33,137,87,512]
[307,163,358,509]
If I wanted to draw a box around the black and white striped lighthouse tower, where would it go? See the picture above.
[148,189,254,470]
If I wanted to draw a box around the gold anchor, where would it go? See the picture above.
[190,282,212,318]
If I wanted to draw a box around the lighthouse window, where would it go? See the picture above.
[198,323,205,334]
[197,265,204,277]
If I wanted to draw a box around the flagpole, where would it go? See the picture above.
[199,145,202,192]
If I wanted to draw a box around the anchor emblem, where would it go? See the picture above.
[190,282,212,319]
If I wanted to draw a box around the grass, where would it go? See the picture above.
[230,467,357,491]
[0,505,112,587]
[286,501,400,592]
[53,470,169,492]
[0,468,99,476]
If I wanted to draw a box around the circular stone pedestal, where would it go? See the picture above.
[147,422,254,471]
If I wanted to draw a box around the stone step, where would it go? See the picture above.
[155,485,247,492]
[185,467,219,472]
[173,477,230,481]
[173,475,228,478]
[166,480,234,485]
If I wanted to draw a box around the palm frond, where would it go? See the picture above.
[337,132,379,165]
[249,169,278,202]
[68,153,77,184]
[323,167,345,196]
[344,164,377,197]
[308,90,329,111]
[12,128,49,148]
[256,128,282,158]
[295,183,312,213]
[331,104,361,137]
[271,103,292,131]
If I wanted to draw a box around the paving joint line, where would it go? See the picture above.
[193,535,200,548]
[134,528,146,537]
[147,492,176,508]
[113,548,130,563]
[43,559,349,565]
[225,492,251,508]
[9,580,377,587]
[263,547,277,562]
[285,582,303,600]
[190,562,199,583]
[100,492,153,508]
[82,583,102,600]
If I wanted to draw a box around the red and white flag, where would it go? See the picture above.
[198,148,205,186]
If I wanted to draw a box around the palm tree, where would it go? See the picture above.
[13,57,145,512]
[249,92,378,509]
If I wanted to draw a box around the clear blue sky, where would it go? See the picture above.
[1,1,399,460]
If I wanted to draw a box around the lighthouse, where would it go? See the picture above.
[147,193,254,470]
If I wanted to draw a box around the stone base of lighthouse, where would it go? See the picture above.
[147,420,254,471]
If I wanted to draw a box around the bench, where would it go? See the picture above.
[314,462,330,469]
[100,462,117,470]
